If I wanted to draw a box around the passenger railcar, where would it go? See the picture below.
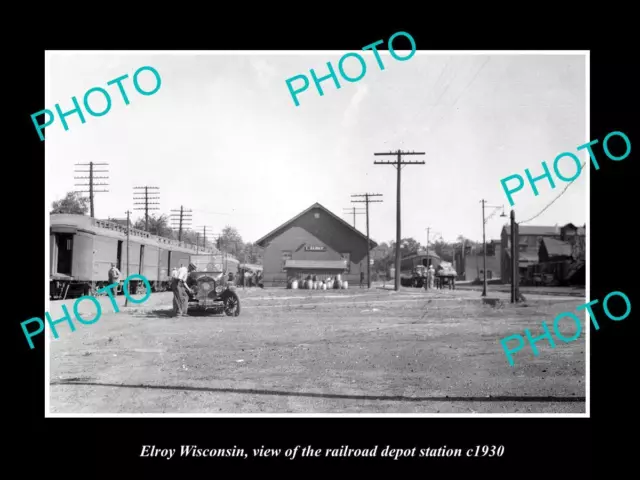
[49,214,237,299]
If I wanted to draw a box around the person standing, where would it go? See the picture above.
[171,264,184,317]
[171,264,190,317]
[428,265,436,289]
[108,263,121,293]
[360,271,365,288]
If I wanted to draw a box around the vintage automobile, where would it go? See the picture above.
[435,261,458,289]
[410,265,429,288]
[185,255,241,316]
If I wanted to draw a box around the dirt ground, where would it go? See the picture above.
[49,285,586,414]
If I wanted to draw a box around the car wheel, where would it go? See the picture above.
[222,291,240,317]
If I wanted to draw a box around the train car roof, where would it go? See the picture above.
[50,214,219,255]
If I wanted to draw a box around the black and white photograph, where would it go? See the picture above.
[44,49,588,415]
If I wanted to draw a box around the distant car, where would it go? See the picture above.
[435,261,458,289]
[185,255,240,316]
[410,265,428,288]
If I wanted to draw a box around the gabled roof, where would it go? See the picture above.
[505,250,539,264]
[255,202,378,249]
[562,223,586,236]
[540,237,573,258]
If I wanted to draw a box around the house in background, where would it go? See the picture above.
[529,223,586,285]
[500,225,563,284]
[459,240,501,282]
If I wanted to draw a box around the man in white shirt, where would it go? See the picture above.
[172,264,191,317]
[177,265,188,282]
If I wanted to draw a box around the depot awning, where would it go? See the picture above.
[284,260,347,270]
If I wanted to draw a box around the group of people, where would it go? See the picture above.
[423,265,436,289]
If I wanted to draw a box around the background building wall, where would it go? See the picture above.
[260,207,372,287]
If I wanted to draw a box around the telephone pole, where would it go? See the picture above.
[343,207,365,228]
[480,200,506,296]
[133,186,160,232]
[510,209,520,303]
[351,193,383,288]
[124,210,131,307]
[198,226,215,250]
[170,206,192,241]
[74,162,109,218]
[374,150,425,291]
[424,227,441,267]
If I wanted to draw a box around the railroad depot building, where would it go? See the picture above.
[255,203,378,287]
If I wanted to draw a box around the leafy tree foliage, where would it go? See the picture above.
[51,192,89,215]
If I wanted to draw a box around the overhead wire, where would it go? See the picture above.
[426,56,491,136]
[518,161,587,224]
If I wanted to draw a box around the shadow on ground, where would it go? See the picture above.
[50,380,586,403]
[135,308,227,318]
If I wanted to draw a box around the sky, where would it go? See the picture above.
[45,52,587,246]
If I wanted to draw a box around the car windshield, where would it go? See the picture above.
[190,255,223,272]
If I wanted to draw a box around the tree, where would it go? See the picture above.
[399,237,422,257]
[51,191,89,215]
[216,225,244,257]
[133,214,173,238]
[242,242,263,264]
[181,229,200,247]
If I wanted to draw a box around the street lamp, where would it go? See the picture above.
[481,201,506,296]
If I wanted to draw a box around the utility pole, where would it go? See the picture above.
[374,150,425,291]
[74,162,109,218]
[198,226,215,251]
[480,200,506,297]
[510,209,520,303]
[351,193,383,288]
[482,199,487,296]
[124,210,131,307]
[133,186,160,232]
[424,227,441,267]
[343,207,365,228]
[170,206,192,241]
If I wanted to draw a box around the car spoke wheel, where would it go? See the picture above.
[223,292,240,317]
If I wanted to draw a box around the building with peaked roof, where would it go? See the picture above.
[255,203,378,287]
[500,224,562,283]
[500,222,586,285]
[456,240,502,282]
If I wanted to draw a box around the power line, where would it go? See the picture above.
[170,206,192,241]
[421,56,456,131]
[519,162,586,225]
[74,162,109,218]
[133,186,160,232]
[427,56,491,135]
[343,206,365,228]
[351,193,383,288]
[197,226,216,250]
[374,150,426,291]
